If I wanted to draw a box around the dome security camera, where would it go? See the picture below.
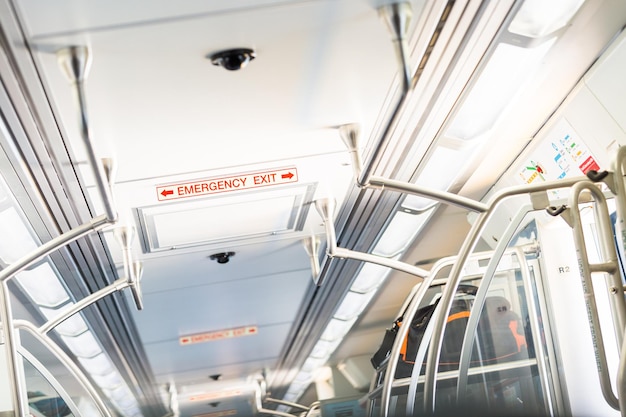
[209,251,235,264]
[208,48,255,71]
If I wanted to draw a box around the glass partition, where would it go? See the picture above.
[367,225,555,417]
[19,328,105,417]
[0,340,16,416]
[366,175,626,417]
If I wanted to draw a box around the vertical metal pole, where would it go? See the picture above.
[618,330,626,417]
[378,271,439,417]
[0,281,26,416]
[447,208,534,411]
[357,2,412,187]
[57,46,117,223]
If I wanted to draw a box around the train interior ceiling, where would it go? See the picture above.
[1,0,626,416]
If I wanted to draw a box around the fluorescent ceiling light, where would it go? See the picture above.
[446,39,556,141]
[106,385,136,408]
[0,206,39,264]
[320,317,357,342]
[15,262,70,308]
[301,356,327,373]
[372,209,433,257]
[90,370,124,390]
[77,352,115,376]
[333,291,377,321]
[402,145,471,211]
[310,340,335,359]
[39,305,89,336]
[508,0,585,38]
[350,262,391,293]
[105,384,143,417]
[61,331,101,358]
[292,370,314,385]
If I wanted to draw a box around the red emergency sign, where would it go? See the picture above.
[156,167,298,201]
[179,325,258,346]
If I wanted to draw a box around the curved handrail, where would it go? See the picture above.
[13,320,114,417]
[18,346,83,417]
[619,333,626,417]
[610,146,626,340]
[304,401,321,417]
[0,214,113,416]
[421,175,591,413]
[611,147,626,416]
[567,180,620,410]
[412,207,535,414]
[315,198,429,279]
[405,208,533,414]
[377,257,448,417]
[454,244,552,411]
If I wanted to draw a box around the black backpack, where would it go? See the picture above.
[371,285,477,378]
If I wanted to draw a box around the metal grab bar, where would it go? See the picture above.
[254,383,300,417]
[407,208,534,415]
[57,46,117,223]
[12,320,114,417]
[315,198,429,280]
[615,145,626,417]
[355,2,413,187]
[564,180,622,410]
[0,214,112,416]
[619,333,626,417]
[18,347,83,417]
[610,146,626,334]
[453,244,554,413]
[610,146,626,257]
[374,248,510,417]
[2,275,134,417]
[367,176,489,213]
[422,175,592,414]
[376,262,441,417]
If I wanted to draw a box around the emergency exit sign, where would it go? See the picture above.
[179,325,258,346]
[156,167,298,201]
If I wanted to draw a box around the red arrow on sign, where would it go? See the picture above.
[156,167,298,201]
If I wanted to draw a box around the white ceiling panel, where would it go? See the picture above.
[142,322,294,382]
[119,239,313,294]
[23,0,395,184]
[15,0,311,38]
[130,269,310,342]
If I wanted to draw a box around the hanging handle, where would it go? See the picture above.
[567,180,622,410]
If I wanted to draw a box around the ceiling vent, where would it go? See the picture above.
[136,184,316,253]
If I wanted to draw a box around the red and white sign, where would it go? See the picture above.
[156,167,298,201]
[189,390,242,402]
[179,325,258,346]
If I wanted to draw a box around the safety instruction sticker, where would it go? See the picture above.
[517,118,600,185]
